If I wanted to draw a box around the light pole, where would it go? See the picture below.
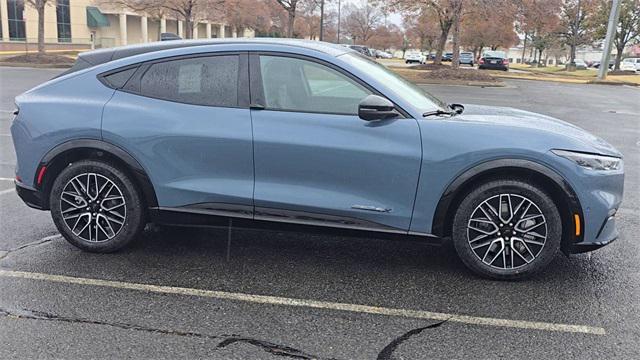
[597,0,622,80]
[337,0,341,44]
[319,0,325,41]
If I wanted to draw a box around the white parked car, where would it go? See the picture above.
[620,58,640,73]
[573,59,588,70]
[405,51,425,64]
[375,50,393,59]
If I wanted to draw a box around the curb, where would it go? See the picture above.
[587,79,639,87]
[416,80,505,87]
[0,62,72,69]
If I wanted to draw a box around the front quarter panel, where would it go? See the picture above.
[410,117,622,240]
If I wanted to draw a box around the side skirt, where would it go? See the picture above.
[148,207,442,245]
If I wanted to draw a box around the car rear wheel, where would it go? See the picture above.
[49,160,145,252]
[451,179,562,280]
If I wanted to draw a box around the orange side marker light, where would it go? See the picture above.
[574,214,581,236]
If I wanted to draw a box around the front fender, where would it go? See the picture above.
[427,158,582,239]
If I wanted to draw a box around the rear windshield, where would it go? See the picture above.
[483,51,506,58]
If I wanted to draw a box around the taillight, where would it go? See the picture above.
[502,59,509,65]
[479,58,485,64]
[36,166,47,186]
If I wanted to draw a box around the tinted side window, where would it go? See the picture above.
[140,55,239,107]
[102,67,137,89]
[259,55,370,115]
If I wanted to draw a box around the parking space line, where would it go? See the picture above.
[0,269,606,335]
[0,188,15,196]
[0,178,15,181]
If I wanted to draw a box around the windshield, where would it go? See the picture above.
[339,52,447,112]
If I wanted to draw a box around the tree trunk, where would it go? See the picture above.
[537,48,543,67]
[521,32,528,64]
[37,4,45,55]
[287,11,295,38]
[433,23,451,65]
[614,43,624,70]
[185,18,193,39]
[567,43,576,71]
[451,12,461,70]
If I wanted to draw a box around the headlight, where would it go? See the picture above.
[552,150,622,171]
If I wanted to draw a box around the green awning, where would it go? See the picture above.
[86,6,110,28]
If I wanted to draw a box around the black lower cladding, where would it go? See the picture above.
[149,204,441,243]
[15,182,45,210]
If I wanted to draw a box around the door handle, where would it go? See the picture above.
[250,103,265,110]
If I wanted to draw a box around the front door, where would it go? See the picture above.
[249,53,422,232]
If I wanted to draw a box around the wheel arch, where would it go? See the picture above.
[36,139,158,210]
[431,159,583,254]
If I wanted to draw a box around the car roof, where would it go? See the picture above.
[78,38,350,67]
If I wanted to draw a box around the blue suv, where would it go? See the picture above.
[11,39,624,279]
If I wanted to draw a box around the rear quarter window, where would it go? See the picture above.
[102,67,137,89]
[138,55,239,107]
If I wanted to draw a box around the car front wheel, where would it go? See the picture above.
[452,179,562,280]
[49,160,145,252]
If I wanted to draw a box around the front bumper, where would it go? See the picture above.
[15,181,46,210]
[565,163,624,254]
[570,213,618,253]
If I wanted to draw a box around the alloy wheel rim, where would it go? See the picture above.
[60,173,126,242]
[467,193,547,270]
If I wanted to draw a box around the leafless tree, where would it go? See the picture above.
[343,1,382,44]
[274,0,301,37]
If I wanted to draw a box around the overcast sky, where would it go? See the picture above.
[336,0,404,28]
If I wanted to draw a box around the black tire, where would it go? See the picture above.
[451,179,562,280]
[49,160,145,252]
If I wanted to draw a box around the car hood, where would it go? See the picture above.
[453,104,621,157]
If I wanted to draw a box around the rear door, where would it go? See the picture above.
[101,52,254,216]
[248,53,422,232]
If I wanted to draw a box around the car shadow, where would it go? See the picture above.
[4,223,622,316]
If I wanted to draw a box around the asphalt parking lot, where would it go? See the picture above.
[1,67,639,359]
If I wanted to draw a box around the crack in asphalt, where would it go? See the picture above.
[377,319,449,360]
[0,307,337,360]
[217,337,337,359]
[0,234,61,261]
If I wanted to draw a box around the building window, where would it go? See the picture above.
[56,0,72,42]
[7,0,26,41]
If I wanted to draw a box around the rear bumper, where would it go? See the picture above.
[479,64,508,70]
[15,181,46,210]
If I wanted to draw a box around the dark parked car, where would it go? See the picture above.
[442,52,453,61]
[347,45,373,57]
[479,51,509,71]
[593,61,613,70]
[459,52,474,66]
[11,39,623,279]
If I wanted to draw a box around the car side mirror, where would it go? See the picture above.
[358,95,399,121]
[450,103,465,114]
